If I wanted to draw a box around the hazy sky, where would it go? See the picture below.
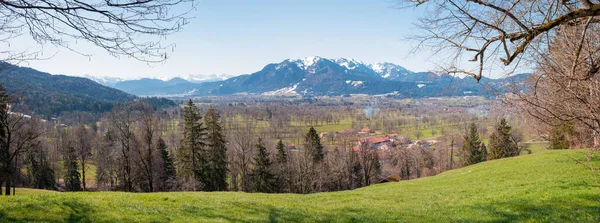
[15,0,443,79]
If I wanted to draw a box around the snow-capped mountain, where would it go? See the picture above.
[369,62,415,79]
[76,56,527,97]
[181,73,236,83]
[81,75,128,87]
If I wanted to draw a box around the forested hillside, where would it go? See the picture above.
[0,63,175,119]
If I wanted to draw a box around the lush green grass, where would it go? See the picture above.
[0,188,56,196]
[1,150,599,222]
[525,142,549,154]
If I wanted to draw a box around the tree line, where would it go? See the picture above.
[1,85,543,195]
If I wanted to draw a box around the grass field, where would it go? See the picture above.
[0,188,56,196]
[1,150,598,222]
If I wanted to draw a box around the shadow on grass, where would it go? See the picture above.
[0,199,94,223]
[63,200,93,223]
[452,194,600,222]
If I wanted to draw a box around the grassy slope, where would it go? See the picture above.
[1,150,599,222]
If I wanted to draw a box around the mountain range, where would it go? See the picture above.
[97,56,528,97]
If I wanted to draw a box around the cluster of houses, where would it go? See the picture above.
[323,128,438,152]
[326,128,403,151]
[287,127,441,184]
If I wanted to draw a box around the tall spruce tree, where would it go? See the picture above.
[250,138,277,193]
[274,139,288,192]
[549,123,574,150]
[480,143,488,161]
[157,137,176,191]
[64,145,82,192]
[488,118,519,160]
[202,107,228,191]
[304,127,324,162]
[180,99,206,190]
[462,123,486,166]
[275,139,287,164]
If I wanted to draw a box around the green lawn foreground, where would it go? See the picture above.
[1,149,599,222]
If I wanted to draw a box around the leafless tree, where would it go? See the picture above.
[96,127,120,190]
[402,0,600,81]
[226,118,256,192]
[0,113,43,195]
[508,23,600,145]
[73,124,93,191]
[0,0,195,63]
[357,142,380,186]
[109,104,136,191]
[134,103,159,192]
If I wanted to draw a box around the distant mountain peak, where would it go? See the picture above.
[334,58,366,70]
[288,56,323,70]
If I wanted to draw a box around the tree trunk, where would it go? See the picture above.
[449,139,454,170]
[148,149,153,192]
[4,174,11,196]
[81,160,86,191]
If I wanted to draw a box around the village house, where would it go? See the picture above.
[319,132,329,139]
[359,128,372,134]
[336,129,356,137]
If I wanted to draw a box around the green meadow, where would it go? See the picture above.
[1,149,598,222]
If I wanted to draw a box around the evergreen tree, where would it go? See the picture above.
[462,123,485,166]
[304,127,324,162]
[28,146,56,190]
[549,123,573,150]
[488,118,519,160]
[274,139,288,192]
[64,145,82,192]
[202,107,228,191]
[157,137,176,191]
[275,139,287,164]
[481,143,488,161]
[250,138,277,193]
[179,99,206,190]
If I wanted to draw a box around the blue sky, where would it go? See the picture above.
[19,0,440,79]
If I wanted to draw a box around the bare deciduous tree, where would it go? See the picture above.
[0,0,195,63]
[73,124,93,191]
[402,0,600,81]
[509,23,600,144]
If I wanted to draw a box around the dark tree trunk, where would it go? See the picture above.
[81,160,86,191]
[4,172,11,196]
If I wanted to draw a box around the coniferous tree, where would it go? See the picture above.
[549,123,573,150]
[157,137,176,191]
[480,143,488,161]
[250,138,277,193]
[27,146,56,190]
[304,127,324,162]
[179,99,206,190]
[202,107,227,191]
[462,123,485,166]
[64,145,82,192]
[488,118,519,160]
[274,139,288,192]
[275,139,287,164]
